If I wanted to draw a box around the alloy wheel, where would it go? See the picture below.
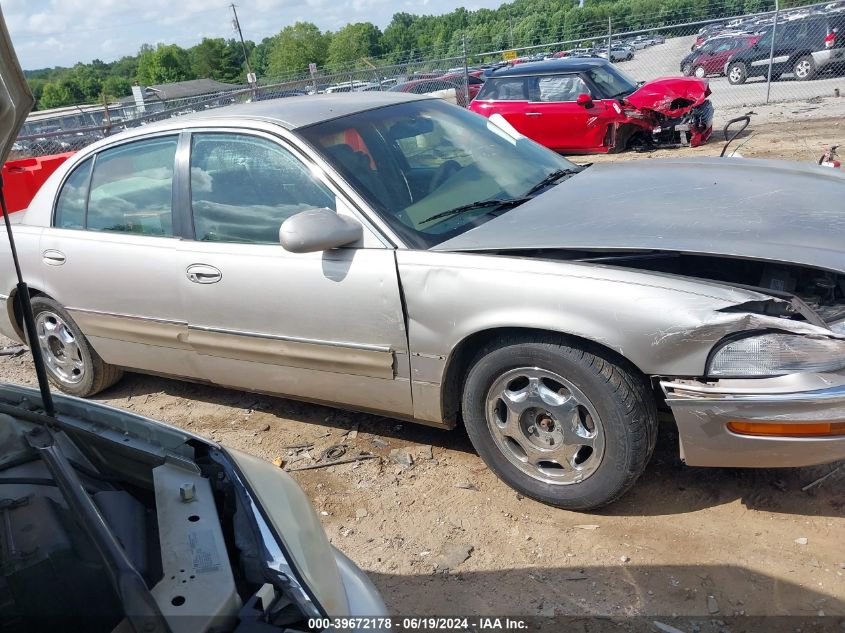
[729,66,744,83]
[35,311,85,385]
[485,367,605,485]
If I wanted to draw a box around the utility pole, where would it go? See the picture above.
[231,4,256,88]
[765,0,779,104]
[508,10,514,48]
[462,33,470,107]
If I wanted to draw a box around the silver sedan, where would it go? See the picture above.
[3,93,845,510]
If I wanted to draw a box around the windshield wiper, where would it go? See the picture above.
[523,167,583,197]
[420,197,531,225]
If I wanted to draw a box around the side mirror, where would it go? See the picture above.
[576,93,594,108]
[279,207,363,253]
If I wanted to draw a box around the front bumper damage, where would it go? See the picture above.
[650,100,714,148]
[662,371,845,468]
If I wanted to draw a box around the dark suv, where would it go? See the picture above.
[726,14,845,83]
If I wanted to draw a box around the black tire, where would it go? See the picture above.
[461,335,658,511]
[28,296,123,397]
[727,62,747,85]
[793,55,816,81]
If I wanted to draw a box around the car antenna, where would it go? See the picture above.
[1,169,55,417]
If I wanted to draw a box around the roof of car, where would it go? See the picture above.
[489,57,610,77]
[175,91,426,130]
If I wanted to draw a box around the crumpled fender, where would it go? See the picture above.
[624,77,711,118]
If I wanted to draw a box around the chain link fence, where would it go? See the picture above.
[12,0,845,159]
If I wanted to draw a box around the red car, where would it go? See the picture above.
[469,58,713,154]
[684,34,760,77]
[390,74,485,107]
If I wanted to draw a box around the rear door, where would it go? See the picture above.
[39,134,193,377]
[470,77,531,135]
[520,74,605,152]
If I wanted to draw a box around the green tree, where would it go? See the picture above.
[189,38,245,82]
[27,78,47,109]
[103,75,132,99]
[326,22,382,69]
[382,12,419,59]
[38,81,75,109]
[136,44,194,85]
[266,22,329,77]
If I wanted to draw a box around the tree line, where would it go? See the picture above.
[27,0,813,111]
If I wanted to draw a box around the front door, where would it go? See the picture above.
[176,130,412,416]
[39,134,194,378]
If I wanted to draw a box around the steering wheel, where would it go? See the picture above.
[429,160,462,194]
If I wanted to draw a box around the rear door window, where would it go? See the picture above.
[53,157,92,229]
[87,136,178,236]
[477,78,527,100]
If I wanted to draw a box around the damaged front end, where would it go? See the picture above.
[618,77,714,150]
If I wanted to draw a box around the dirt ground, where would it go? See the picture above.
[2,115,844,631]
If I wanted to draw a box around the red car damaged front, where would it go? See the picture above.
[616,76,714,150]
[470,59,713,154]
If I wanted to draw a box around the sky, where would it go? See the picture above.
[5,0,507,70]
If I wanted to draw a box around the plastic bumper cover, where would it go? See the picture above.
[661,372,845,468]
[334,548,389,622]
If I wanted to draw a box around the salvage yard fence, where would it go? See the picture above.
[13,0,845,159]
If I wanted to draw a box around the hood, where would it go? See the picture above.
[625,77,709,116]
[0,8,33,164]
[435,157,845,274]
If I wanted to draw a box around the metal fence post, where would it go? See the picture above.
[607,16,612,62]
[462,33,470,106]
[765,0,780,104]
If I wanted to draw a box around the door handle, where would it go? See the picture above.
[42,249,66,266]
[526,112,543,116]
[186,264,222,284]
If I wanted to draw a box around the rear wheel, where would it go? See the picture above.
[29,296,123,397]
[461,335,658,510]
[727,62,747,85]
[793,55,816,81]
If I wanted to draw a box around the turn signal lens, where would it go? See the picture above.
[727,421,845,437]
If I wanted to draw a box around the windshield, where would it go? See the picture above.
[298,99,575,248]
[586,65,639,98]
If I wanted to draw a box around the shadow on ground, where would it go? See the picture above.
[100,372,844,519]
[370,564,844,632]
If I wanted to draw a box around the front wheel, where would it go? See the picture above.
[461,336,657,510]
[29,296,123,397]
[693,65,707,78]
[727,62,748,85]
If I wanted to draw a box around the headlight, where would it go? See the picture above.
[708,333,845,377]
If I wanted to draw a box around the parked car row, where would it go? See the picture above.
[687,7,845,82]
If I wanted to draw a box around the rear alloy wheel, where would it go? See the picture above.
[727,62,747,85]
[693,65,707,78]
[29,296,123,397]
[461,336,657,510]
[793,55,816,81]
